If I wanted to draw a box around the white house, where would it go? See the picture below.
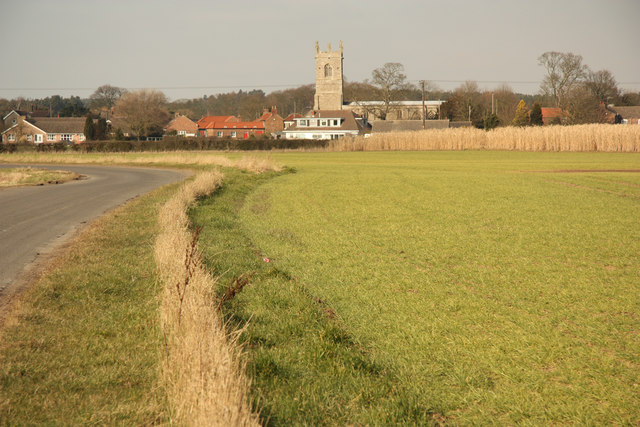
[282,110,369,140]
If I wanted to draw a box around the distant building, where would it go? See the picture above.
[343,100,444,121]
[165,115,198,137]
[541,107,567,125]
[314,42,344,111]
[609,106,640,125]
[282,109,369,140]
[372,120,450,133]
[255,107,284,135]
[1,114,88,144]
[312,41,443,128]
[196,116,239,137]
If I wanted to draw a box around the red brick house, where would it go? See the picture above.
[196,115,239,137]
[541,107,567,125]
[255,107,284,135]
[202,120,265,138]
[165,115,198,137]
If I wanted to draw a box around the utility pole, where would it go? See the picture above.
[491,92,495,115]
[421,80,426,129]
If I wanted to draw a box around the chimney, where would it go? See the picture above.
[273,106,278,115]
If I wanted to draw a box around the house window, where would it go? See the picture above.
[231,131,236,138]
[321,120,327,126]
[35,134,43,143]
[178,130,186,136]
[299,120,306,126]
[217,131,223,137]
[8,134,15,142]
[47,134,56,141]
[11,118,17,125]
[61,134,73,141]
[27,134,32,142]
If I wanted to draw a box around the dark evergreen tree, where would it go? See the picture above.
[94,118,107,140]
[483,113,500,130]
[84,115,95,140]
[530,102,543,126]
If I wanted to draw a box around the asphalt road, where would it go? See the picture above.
[0,164,186,305]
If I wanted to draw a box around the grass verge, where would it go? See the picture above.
[0,167,81,187]
[0,181,180,424]
[155,170,258,425]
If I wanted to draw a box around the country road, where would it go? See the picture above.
[0,164,186,308]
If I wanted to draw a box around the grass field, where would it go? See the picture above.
[192,151,640,425]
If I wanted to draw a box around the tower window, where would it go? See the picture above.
[324,64,332,78]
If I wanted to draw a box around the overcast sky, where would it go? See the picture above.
[1,0,639,101]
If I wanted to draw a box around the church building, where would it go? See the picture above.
[282,41,369,140]
[313,41,344,111]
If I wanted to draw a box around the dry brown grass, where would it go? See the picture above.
[155,171,258,426]
[329,124,640,152]
[0,151,282,173]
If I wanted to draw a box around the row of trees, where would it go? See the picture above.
[2,52,639,138]
[536,51,633,124]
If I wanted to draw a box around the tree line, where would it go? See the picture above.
[2,51,639,139]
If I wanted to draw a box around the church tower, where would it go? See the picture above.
[314,41,344,110]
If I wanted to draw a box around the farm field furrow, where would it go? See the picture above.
[194,151,640,425]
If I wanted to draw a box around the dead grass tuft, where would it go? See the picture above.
[155,171,258,426]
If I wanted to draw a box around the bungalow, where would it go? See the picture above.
[282,109,369,140]
[609,106,640,125]
[1,117,87,144]
[165,114,198,137]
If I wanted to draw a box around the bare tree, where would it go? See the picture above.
[369,62,414,119]
[90,84,126,119]
[584,69,620,104]
[493,84,520,126]
[564,85,610,124]
[538,51,588,108]
[114,89,170,140]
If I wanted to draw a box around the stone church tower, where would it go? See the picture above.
[313,41,344,110]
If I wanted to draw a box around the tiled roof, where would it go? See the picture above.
[284,113,302,121]
[197,116,238,127]
[207,121,265,130]
[167,115,198,131]
[372,120,449,133]
[610,106,640,118]
[30,117,86,133]
[541,108,565,118]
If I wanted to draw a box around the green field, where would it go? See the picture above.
[192,151,640,425]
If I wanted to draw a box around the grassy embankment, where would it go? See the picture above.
[191,150,640,425]
[0,167,81,187]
